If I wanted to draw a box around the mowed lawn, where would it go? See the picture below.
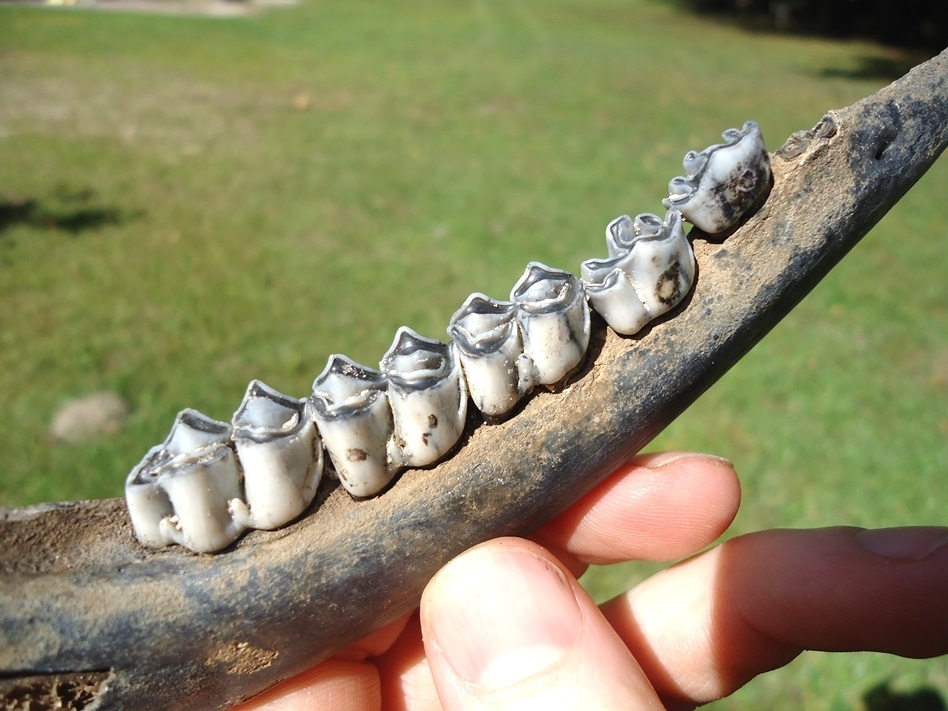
[0,1,945,707]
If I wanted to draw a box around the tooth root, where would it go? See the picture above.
[381,327,467,469]
[308,354,395,498]
[448,293,527,418]
[511,262,591,386]
[230,380,323,531]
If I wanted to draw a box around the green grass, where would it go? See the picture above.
[1,1,945,708]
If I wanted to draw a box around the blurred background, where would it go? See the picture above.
[1,0,945,707]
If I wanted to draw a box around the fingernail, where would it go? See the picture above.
[856,527,948,561]
[642,451,734,470]
[425,543,582,687]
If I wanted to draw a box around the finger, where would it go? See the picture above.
[232,658,381,710]
[533,452,740,570]
[422,538,664,711]
[601,526,948,708]
[335,612,412,661]
[374,612,444,711]
[232,615,412,710]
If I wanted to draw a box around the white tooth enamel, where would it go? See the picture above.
[229,380,323,531]
[125,445,176,549]
[605,212,666,257]
[308,355,395,498]
[125,410,245,553]
[663,120,770,234]
[448,293,528,418]
[582,209,695,335]
[381,327,467,468]
[157,443,244,553]
[511,263,590,386]
[581,266,651,335]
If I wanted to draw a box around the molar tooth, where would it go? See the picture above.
[511,262,590,386]
[581,265,651,335]
[582,209,696,335]
[448,293,528,418]
[604,212,664,258]
[663,120,771,234]
[307,355,395,498]
[229,380,323,531]
[380,327,467,469]
[125,445,175,549]
[125,409,245,553]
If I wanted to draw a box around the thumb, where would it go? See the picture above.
[421,538,663,711]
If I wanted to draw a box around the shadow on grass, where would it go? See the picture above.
[0,187,137,237]
[816,54,929,81]
[864,681,947,711]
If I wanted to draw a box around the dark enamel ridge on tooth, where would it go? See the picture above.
[125,121,773,554]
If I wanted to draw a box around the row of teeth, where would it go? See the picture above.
[125,120,771,554]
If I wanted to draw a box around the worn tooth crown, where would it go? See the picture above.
[308,355,395,498]
[511,262,591,386]
[582,209,695,335]
[124,120,767,554]
[125,409,245,553]
[229,380,323,531]
[448,293,527,418]
[381,327,468,469]
[663,120,771,234]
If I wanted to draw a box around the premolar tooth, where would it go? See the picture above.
[448,293,529,418]
[380,327,467,468]
[582,209,696,335]
[308,355,395,498]
[125,445,175,549]
[125,409,245,553]
[511,262,590,386]
[229,380,323,530]
[663,120,770,234]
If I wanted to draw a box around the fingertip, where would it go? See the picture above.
[422,539,661,709]
[538,451,741,564]
[233,659,381,710]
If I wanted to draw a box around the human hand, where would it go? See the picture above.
[234,452,948,710]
